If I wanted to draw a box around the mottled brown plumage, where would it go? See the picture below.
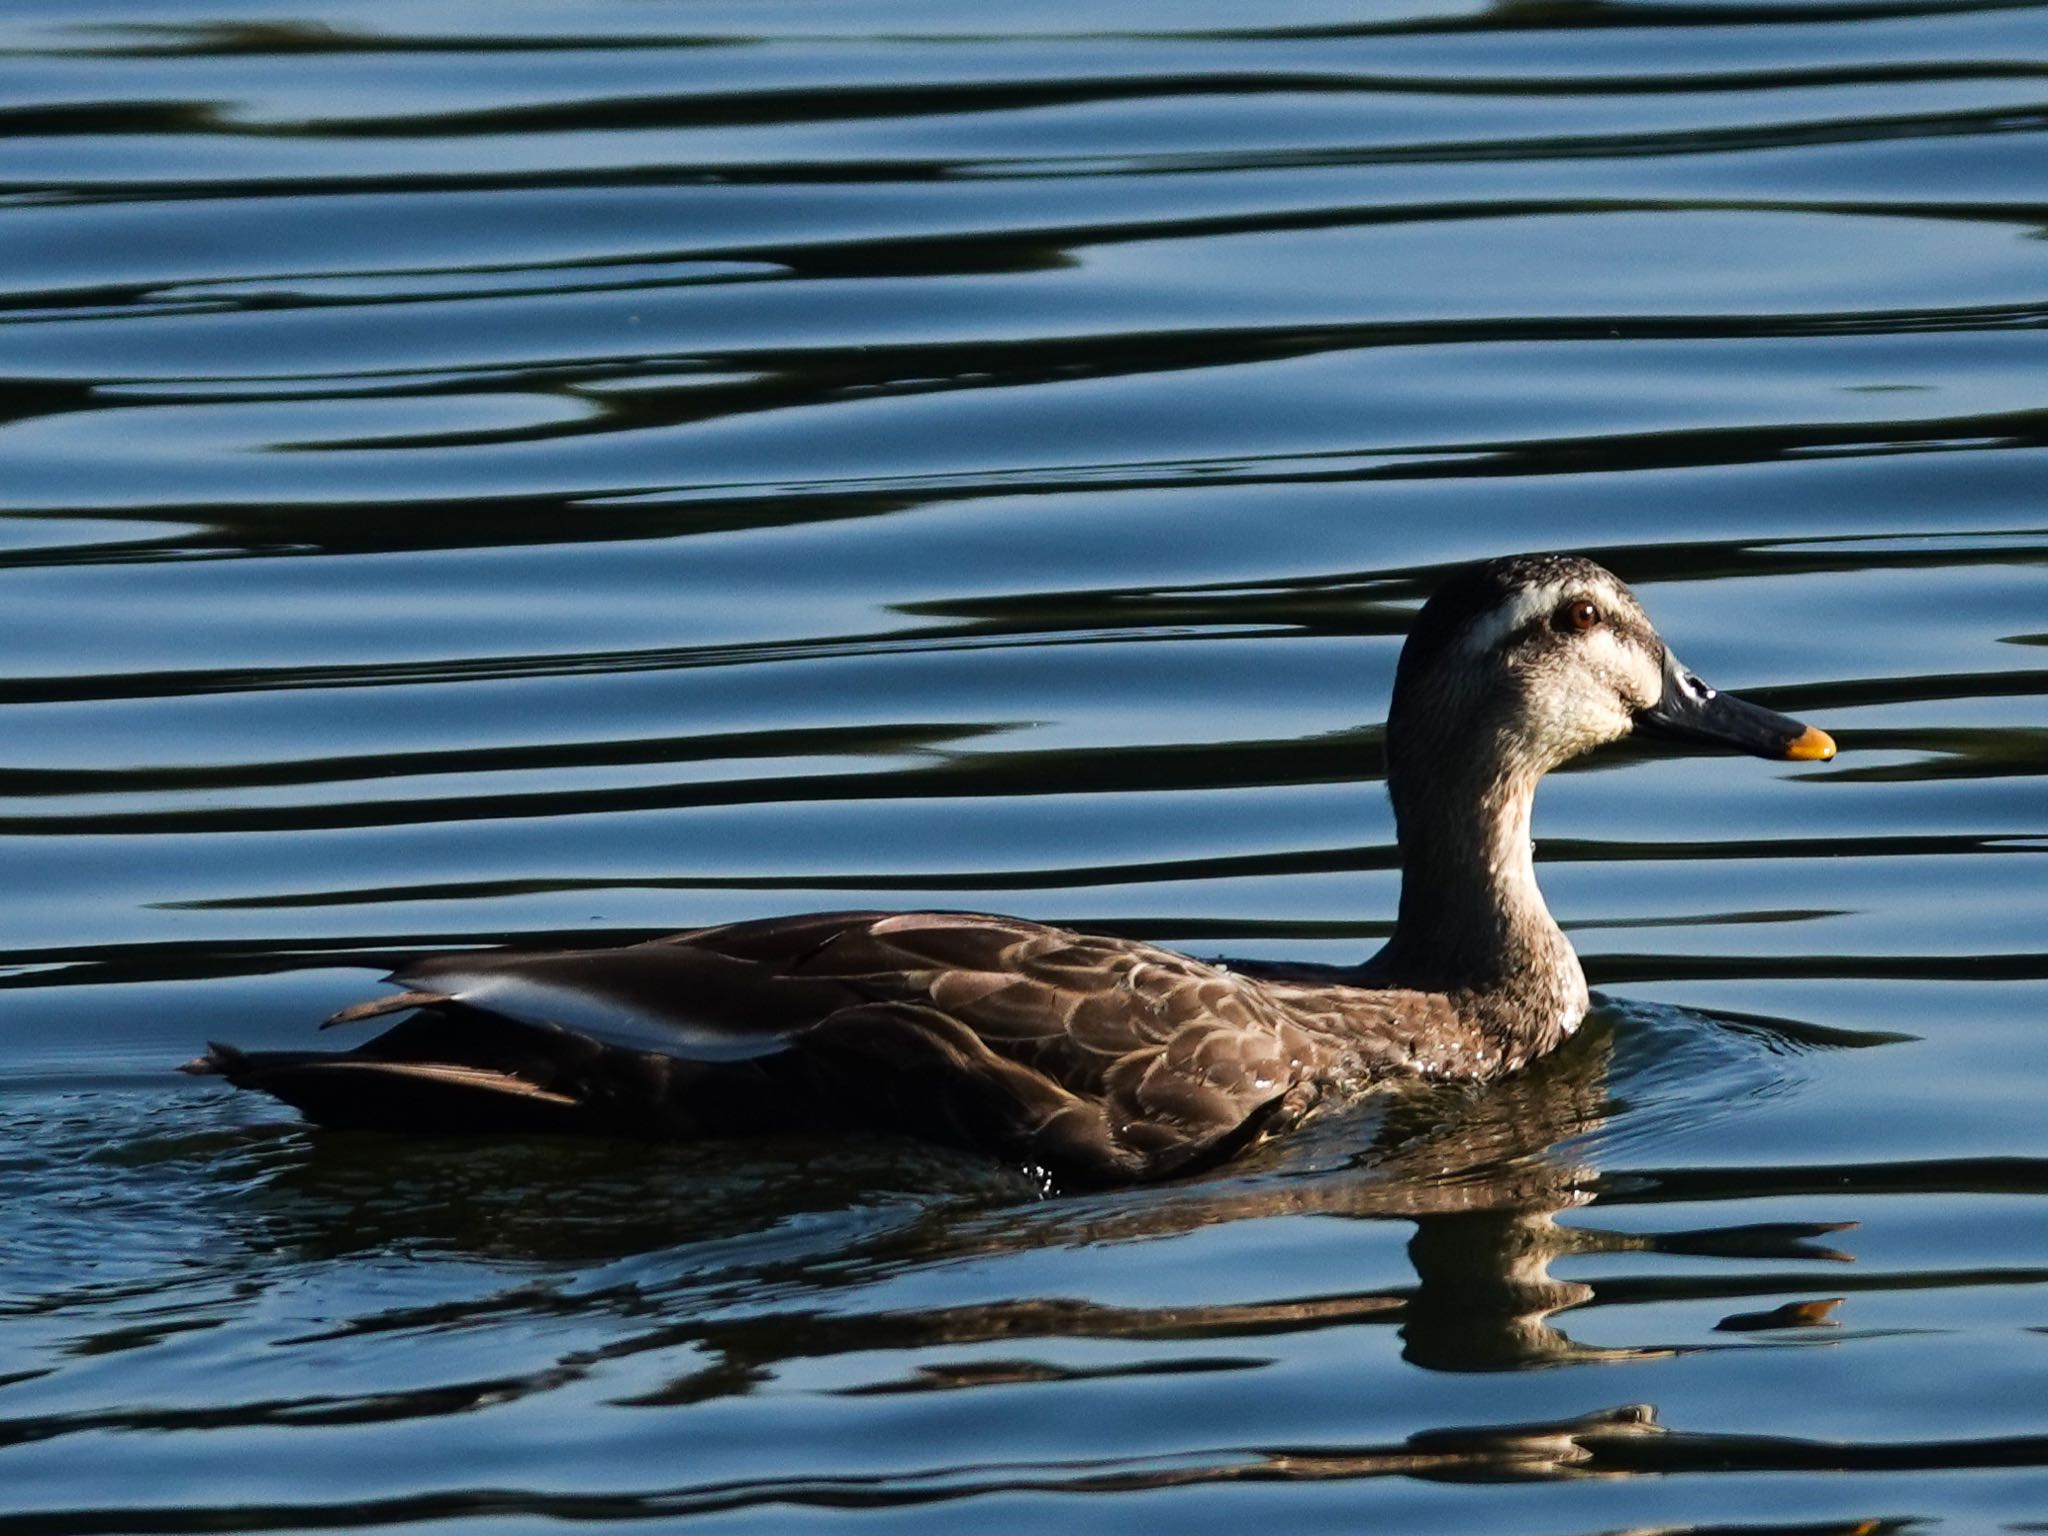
[183,554,1835,1187]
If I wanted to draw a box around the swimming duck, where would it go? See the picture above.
[184,554,1834,1187]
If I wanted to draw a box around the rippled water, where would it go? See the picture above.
[4,1,2047,1531]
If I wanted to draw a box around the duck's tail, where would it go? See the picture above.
[179,1034,618,1135]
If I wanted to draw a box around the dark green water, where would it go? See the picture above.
[4,1,2047,1531]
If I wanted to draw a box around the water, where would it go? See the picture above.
[3,0,2046,1530]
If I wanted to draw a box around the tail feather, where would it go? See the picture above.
[179,1040,263,1078]
[186,1042,612,1135]
[322,990,451,1029]
[182,1008,725,1137]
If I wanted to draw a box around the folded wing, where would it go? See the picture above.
[188,910,1389,1184]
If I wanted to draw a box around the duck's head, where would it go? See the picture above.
[1389,553,1835,796]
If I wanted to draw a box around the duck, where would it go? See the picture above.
[183,554,1835,1188]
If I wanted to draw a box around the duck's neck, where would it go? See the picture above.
[1370,762,1588,1042]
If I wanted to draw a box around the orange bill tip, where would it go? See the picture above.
[1784,725,1836,762]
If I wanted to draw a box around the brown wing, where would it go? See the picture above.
[193,910,1396,1184]
[751,912,1339,1180]
[651,910,1350,1179]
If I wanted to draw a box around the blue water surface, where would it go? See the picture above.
[2,1,2046,1531]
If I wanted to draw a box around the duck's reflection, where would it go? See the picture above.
[224,1010,1857,1394]
[821,1017,1851,1378]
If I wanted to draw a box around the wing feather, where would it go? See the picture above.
[283,909,1386,1182]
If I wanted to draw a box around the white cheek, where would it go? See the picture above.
[1542,695,1630,755]
[1530,628,1639,755]
[1615,633,1669,711]
[1584,627,1664,711]
[1599,630,1656,697]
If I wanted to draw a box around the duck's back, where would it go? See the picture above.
[187,910,1458,1186]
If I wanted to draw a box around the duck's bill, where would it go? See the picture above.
[1635,650,1836,761]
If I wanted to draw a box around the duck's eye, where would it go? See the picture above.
[1558,598,1601,633]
